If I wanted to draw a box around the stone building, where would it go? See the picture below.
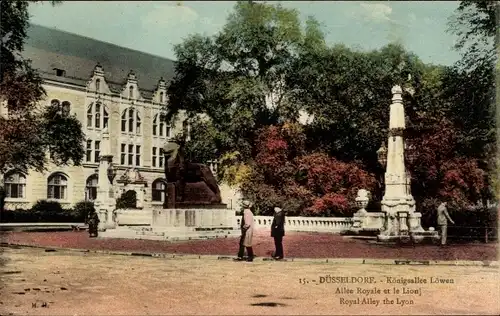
[1,24,211,210]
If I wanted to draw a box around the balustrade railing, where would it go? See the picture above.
[236,215,354,232]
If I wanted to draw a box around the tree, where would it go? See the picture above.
[407,114,488,220]
[446,0,497,200]
[0,1,85,219]
[241,123,376,216]
[288,42,428,171]
[183,117,219,164]
[166,1,326,164]
[0,0,84,173]
[448,0,497,70]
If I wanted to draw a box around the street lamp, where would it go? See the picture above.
[377,142,387,168]
[107,163,117,184]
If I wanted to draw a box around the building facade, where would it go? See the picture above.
[1,24,214,210]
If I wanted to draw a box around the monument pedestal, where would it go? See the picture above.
[377,199,438,243]
[99,207,239,241]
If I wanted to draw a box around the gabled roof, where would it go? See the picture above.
[21,24,177,95]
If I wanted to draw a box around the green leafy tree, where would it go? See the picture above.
[1,0,84,173]
[166,1,326,164]
[183,117,219,164]
[288,43,429,170]
[446,0,497,200]
[0,1,85,219]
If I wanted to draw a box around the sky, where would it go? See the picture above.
[28,1,462,66]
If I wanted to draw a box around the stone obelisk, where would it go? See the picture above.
[94,128,116,231]
[378,86,423,242]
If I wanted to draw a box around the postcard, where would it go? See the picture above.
[0,1,498,315]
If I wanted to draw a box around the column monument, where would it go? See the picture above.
[94,128,117,231]
[377,86,436,243]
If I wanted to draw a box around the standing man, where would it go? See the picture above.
[271,206,285,260]
[87,211,100,238]
[437,202,454,245]
[235,200,255,262]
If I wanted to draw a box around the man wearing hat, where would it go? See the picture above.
[235,200,255,262]
[271,206,285,260]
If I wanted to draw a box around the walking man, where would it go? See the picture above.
[271,206,285,260]
[235,200,255,262]
[437,202,454,245]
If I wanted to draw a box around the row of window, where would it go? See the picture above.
[85,142,168,168]
[86,102,109,129]
[3,172,67,200]
[86,102,172,137]
[120,144,141,166]
[152,147,165,168]
[3,171,166,202]
[86,140,101,163]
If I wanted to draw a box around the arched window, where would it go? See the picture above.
[136,111,141,133]
[128,108,134,132]
[153,115,158,136]
[129,86,134,99]
[95,103,101,128]
[159,121,164,137]
[95,78,101,92]
[47,173,68,200]
[159,92,164,103]
[87,102,108,129]
[152,179,164,202]
[86,105,92,127]
[3,170,26,199]
[152,114,171,138]
[121,107,141,134]
[85,174,98,201]
[121,111,127,131]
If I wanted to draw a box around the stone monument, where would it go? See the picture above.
[376,86,438,243]
[162,133,224,208]
[99,130,239,241]
[94,128,117,231]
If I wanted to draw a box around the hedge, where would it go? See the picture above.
[0,200,95,223]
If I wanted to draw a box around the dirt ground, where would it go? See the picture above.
[0,247,498,315]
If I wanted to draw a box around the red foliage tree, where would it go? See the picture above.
[242,123,376,216]
[296,153,376,216]
[407,115,489,225]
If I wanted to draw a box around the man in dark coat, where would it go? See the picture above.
[271,207,285,260]
[88,211,100,237]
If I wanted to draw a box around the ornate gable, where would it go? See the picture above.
[86,63,112,94]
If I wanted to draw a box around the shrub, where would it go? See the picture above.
[31,200,64,213]
[72,201,95,223]
[116,190,137,209]
[6,200,73,223]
